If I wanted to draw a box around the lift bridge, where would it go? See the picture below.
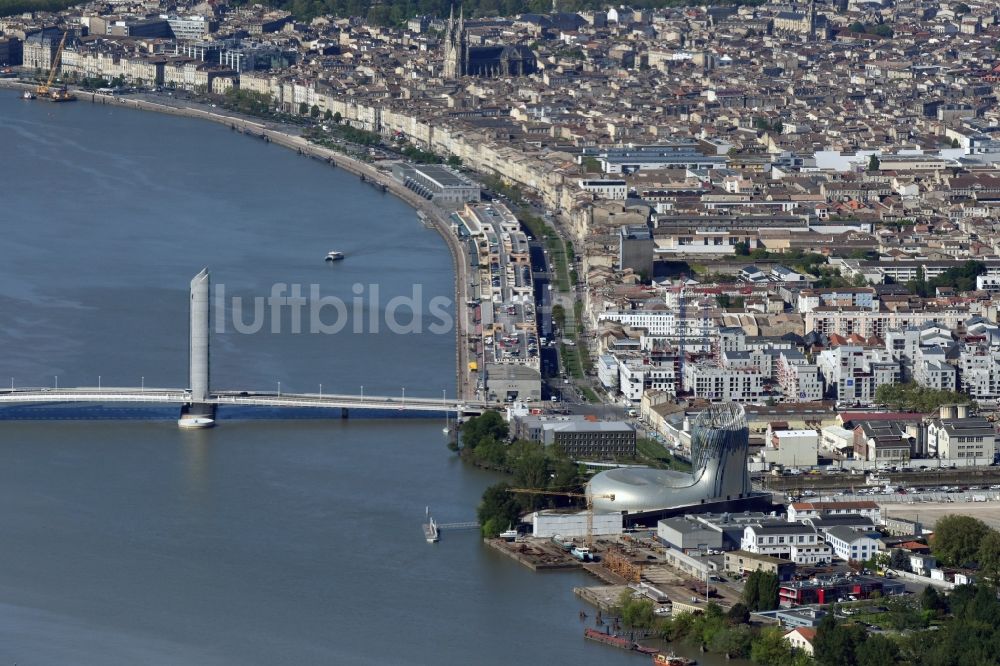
[0,269,487,428]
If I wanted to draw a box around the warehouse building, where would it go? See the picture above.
[392,164,480,205]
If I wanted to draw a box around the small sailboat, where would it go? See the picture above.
[442,390,450,434]
[422,506,439,543]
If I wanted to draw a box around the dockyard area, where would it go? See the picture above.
[487,531,743,614]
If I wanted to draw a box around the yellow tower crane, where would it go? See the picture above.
[37,30,72,100]
[507,487,615,546]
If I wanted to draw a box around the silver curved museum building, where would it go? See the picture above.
[588,402,753,514]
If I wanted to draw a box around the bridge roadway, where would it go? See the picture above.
[0,387,488,415]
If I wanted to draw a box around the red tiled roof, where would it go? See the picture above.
[787,627,817,642]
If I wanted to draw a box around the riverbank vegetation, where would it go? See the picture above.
[459,412,585,537]
[612,595,807,664]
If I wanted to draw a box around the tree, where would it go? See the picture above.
[298,101,309,115]
[977,528,1000,585]
[933,514,990,566]
[856,634,901,666]
[508,439,548,491]
[616,590,655,629]
[471,435,507,467]
[460,411,509,450]
[310,104,321,118]
[814,614,867,666]
[921,585,948,614]
[332,111,342,124]
[727,602,750,624]
[874,382,971,413]
[712,624,753,659]
[849,21,865,32]
[548,445,582,491]
[750,626,796,666]
[477,482,521,537]
[868,153,881,172]
[952,2,970,13]
[889,548,911,572]
[323,109,333,121]
[743,570,780,611]
[446,155,463,167]
[869,23,893,37]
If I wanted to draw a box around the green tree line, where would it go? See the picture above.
[237,0,763,26]
[873,382,971,413]
[931,514,1000,580]
[461,412,585,536]
[0,0,78,17]
[906,260,986,296]
[615,583,1000,666]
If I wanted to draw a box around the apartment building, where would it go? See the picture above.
[817,346,900,403]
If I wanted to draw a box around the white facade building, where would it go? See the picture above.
[824,526,882,562]
[531,510,624,538]
[777,350,823,402]
[741,524,832,564]
[578,179,627,200]
[817,346,900,403]
[764,429,819,468]
[927,416,997,459]
[683,362,764,402]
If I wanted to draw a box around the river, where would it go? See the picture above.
[0,92,739,665]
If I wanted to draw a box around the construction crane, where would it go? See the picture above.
[36,30,73,100]
[507,487,615,546]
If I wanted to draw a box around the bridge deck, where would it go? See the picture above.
[0,388,487,415]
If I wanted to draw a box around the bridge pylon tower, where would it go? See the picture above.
[179,268,216,429]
